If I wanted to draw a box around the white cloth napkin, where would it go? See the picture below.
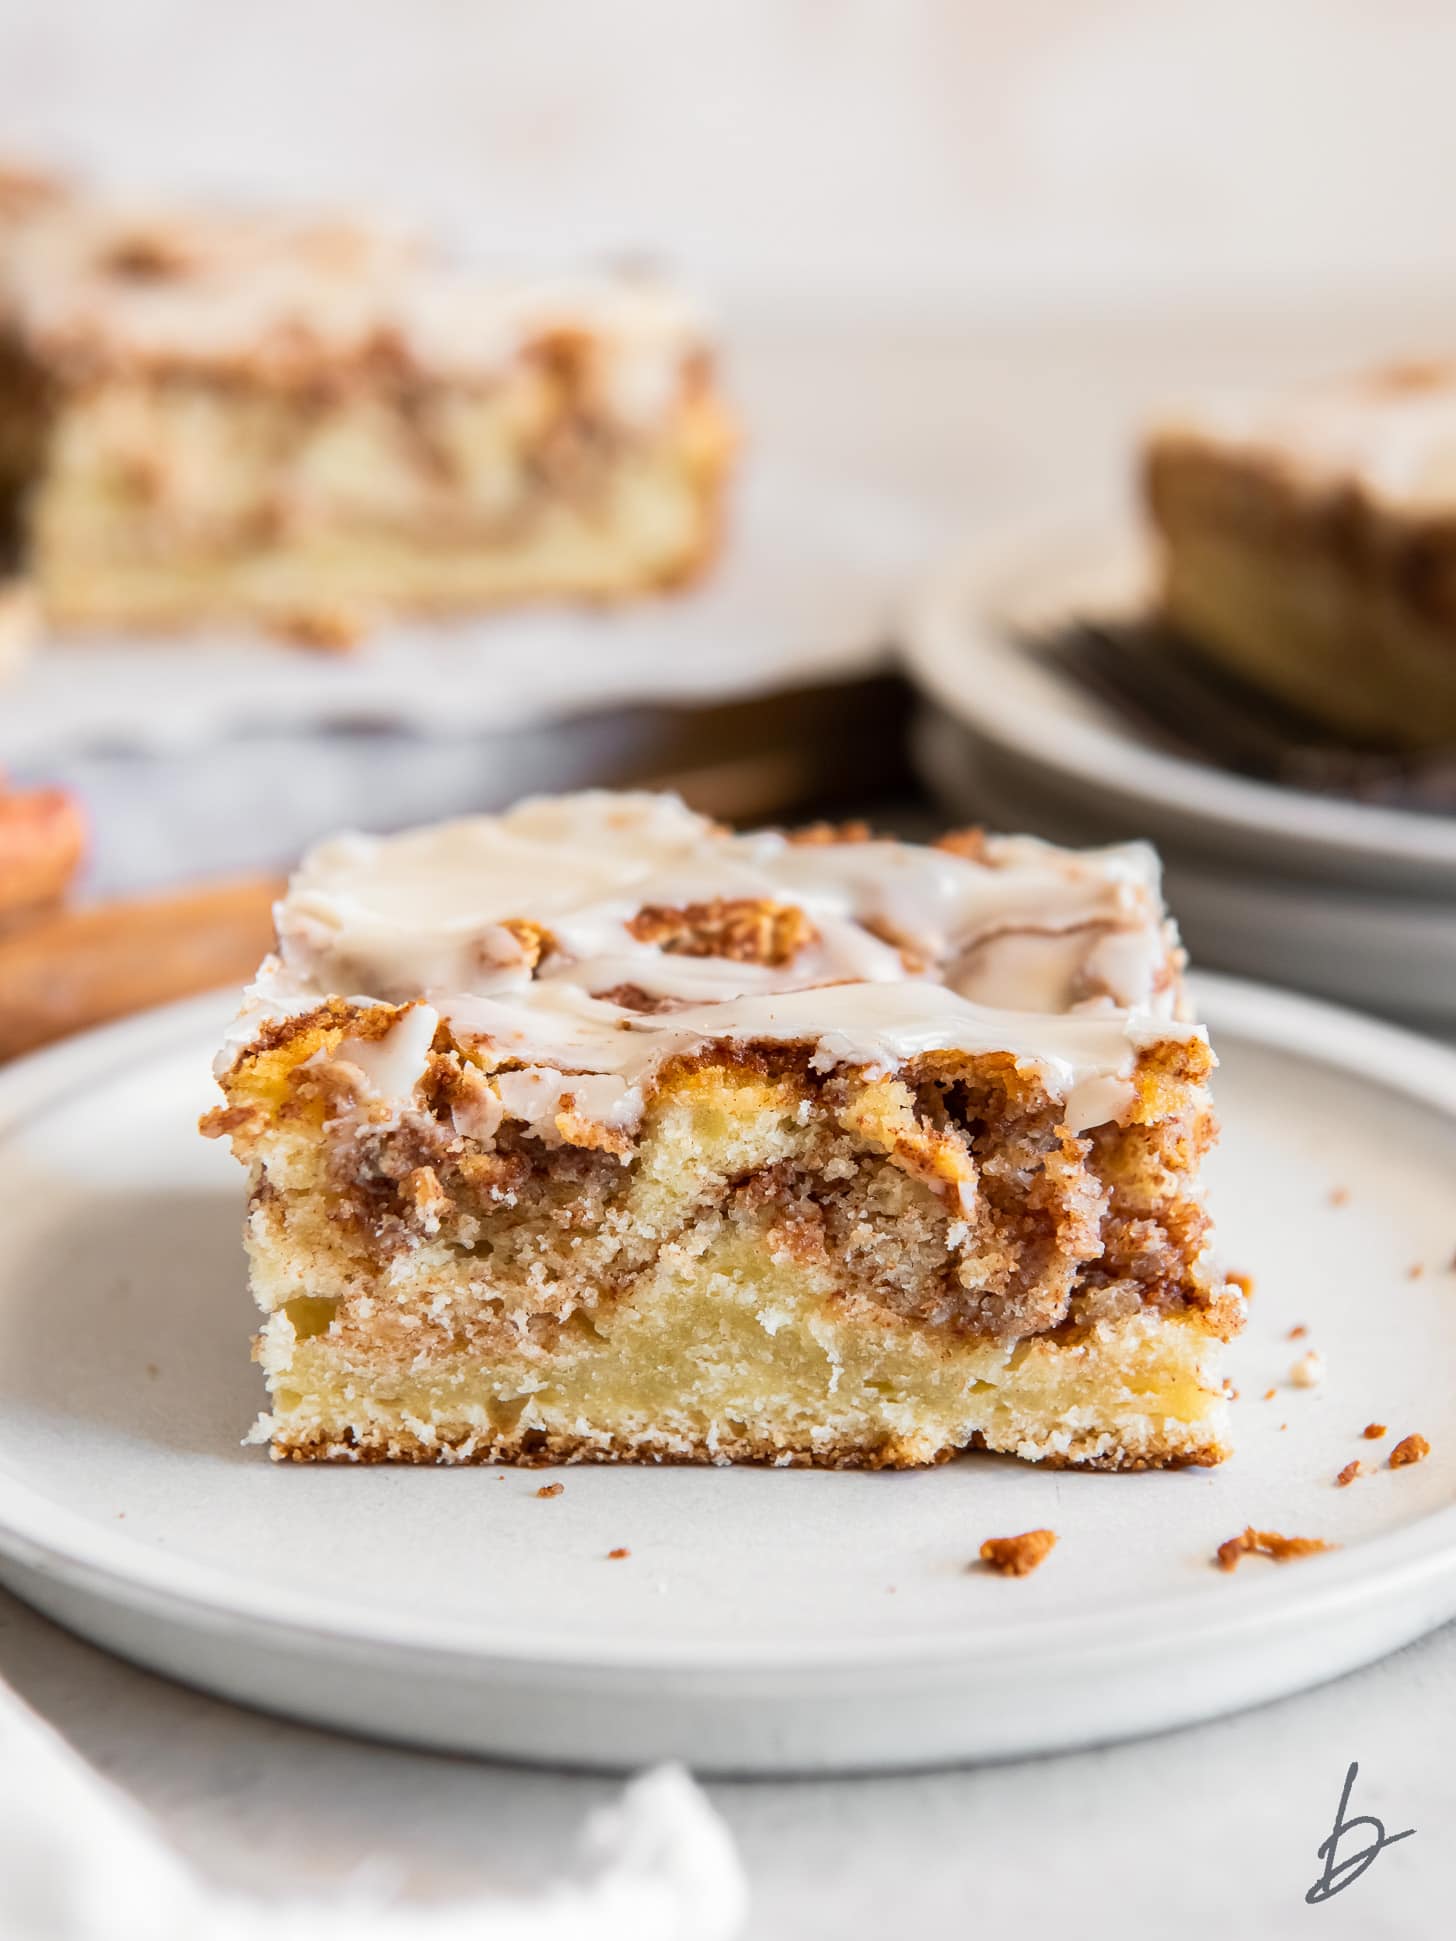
[0,1676,747,1941]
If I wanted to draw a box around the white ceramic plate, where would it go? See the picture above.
[0,982,1454,1773]
[0,464,924,763]
[915,706,1456,1034]
[901,521,1456,896]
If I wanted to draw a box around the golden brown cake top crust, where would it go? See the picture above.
[1147,361,1456,516]
[0,182,709,419]
[218,791,1203,1150]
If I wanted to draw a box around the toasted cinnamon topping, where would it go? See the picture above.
[978,1529,1057,1577]
[271,607,368,654]
[99,227,200,280]
[1362,1422,1388,1440]
[500,918,555,970]
[1389,1433,1430,1469]
[1335,1460,1362,1488]
[1215,1527,1337,1571]
[786,820,873,846]
[1366,358,1453,396]
[536,1482,564,1498]
[934,828,991,863]
[627,896,817,967]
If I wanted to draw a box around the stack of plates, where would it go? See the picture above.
[902,524,1456,1034]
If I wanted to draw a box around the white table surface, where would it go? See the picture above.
[3,1582,1450,1937]
[5,313,1455,1937]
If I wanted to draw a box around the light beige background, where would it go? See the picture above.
[3,0,1456,318]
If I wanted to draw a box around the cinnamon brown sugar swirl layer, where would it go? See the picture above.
[205,791,1241,1470]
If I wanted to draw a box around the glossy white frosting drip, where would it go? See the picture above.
[231,791,1203,1140]
[0,198,707,427]
[1152,365,1456,512]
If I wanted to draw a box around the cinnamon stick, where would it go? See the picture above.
[0,874,281,1061]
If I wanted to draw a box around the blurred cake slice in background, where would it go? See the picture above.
[1144,363,1456,749]
[0,174,734,637]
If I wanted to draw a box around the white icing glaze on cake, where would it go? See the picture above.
[0,196,707,427]
[222,791,1204,1142]
[1150,364,1456,513]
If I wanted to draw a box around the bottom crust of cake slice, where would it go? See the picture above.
[253,1218,1232,1473]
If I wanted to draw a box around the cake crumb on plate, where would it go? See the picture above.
[978,1529,1057,1577]
[1390,1434,1430,1469]
[1215,1528,1337,1571]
